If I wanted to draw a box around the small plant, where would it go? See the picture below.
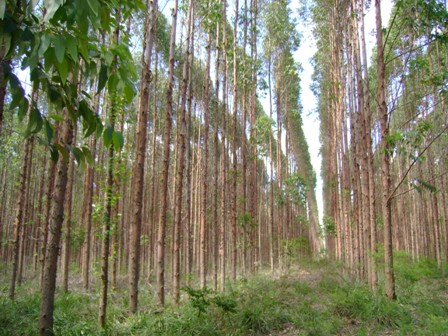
[181,286,237,317]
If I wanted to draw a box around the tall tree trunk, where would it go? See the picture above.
[157,0,178,305]
[200,28,212,289]
[99,118,115,327]
[39,107,74,335]
[359,0,377,290]
[81,136,96,290]
[249,0,258,273]
[184,17,195,284]
[129,0,157,313]
[61,128,76,292]
[173,0,193,304]
[212,16,221,291]
[375,0,396,300]
[231,0,239,281]
[219,0,228,292]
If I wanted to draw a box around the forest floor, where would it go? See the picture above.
[1,254,448,335]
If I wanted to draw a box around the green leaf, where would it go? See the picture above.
[124,82,135,103]
[0,0,6,20]
[25,107,43,137]
[71,146,84,165]
[97,62,108,93]
[1,34,11,56]
[56,57,69,84]
[55,143,69,163]
[66,35,78,62]
[84,120,96,138]
[82,146,94,165]
[18,99,30,122]
[49,114,65,122]
[38,34,51,57]
[43,119,55,145]
[107,72,119,93]
[44,0,64,22]
[44,47,56,72]
[103,126,113,148]
[78,39,89,61]
[112,131,124,151]
[87,0,99,16]
[96,120,103,138]
[50,145,59,161]
[54,35,66,64]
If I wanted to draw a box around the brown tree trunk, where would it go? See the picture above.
[172,0,193,304]
[129,0,157,313]
[231,0,239,281]
[157,0,178,305]
[81,136,96,290]
[219,0,228,292]
[39,108,74,335]
[61,128,76,292]
[376,0,396,300]
[199,29,212,289]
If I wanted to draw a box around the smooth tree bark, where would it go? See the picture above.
[219,0,228,292]
[61,128,76,293]
[249,0,258,272]
[200,14,213,289]
[212,15,221,292]
[157,0,178,306]
[129,0,158,313]
[375,0,396,300]
[99,7,123,325]
[172,0,193,304]
[81,135,96,290]
[231,0,239,281]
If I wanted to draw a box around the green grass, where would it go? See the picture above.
[0,254,447,335]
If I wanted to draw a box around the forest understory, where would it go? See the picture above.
[1,255,447,336]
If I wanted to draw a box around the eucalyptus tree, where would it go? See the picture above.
[172,0,193,304]
[375,0,395,300]
[231,0,240,281]
[128,0,158,314]
[157,0,178,306]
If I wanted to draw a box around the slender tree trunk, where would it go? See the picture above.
[268,52,275,273]
[212,17,221,291]
[99,124,115,327]
[249,0,258,273]
[199,28,212,289]
[231,0,239,281]
[219,0,228,292]
[376,0,396,300]
[61,127,76,292]
[157,0,178,305]
[81,136,96,290]
[184,22,195,282]
[172,0,193,304]
[129,0,157,313]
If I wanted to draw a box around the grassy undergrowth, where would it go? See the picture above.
[0,255,447,335]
